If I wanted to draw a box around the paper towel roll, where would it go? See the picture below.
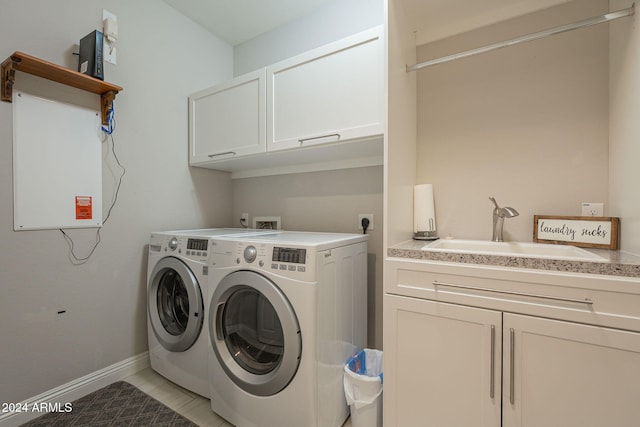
[414,184,436,233]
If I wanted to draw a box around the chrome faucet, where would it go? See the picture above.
[489,197,519,242]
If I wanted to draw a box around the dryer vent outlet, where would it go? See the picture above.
[254,216,282,230]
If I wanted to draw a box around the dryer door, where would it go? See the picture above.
[209,270,301,396]
[148,256,204,352]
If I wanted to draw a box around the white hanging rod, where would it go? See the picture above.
[407,3,635,72]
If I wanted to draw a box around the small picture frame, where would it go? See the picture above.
[533,215,619,250]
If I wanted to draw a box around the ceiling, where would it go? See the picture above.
[164,0,334,46]
[164,0,574,47]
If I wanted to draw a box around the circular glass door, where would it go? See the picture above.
[148,257,203,352]
[209,270,301,396]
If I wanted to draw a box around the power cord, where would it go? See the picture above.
[60,103,125,264]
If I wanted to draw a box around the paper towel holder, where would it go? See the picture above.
[413,218,439,241]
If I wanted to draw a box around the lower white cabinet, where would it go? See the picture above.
[383,261,640,427]
[384,295,501,427]
[504,313,640,427]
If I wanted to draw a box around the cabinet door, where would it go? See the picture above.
[266,26,384,152]
[503,313,640,427]
[189,69,266,164]
[384,294,502,427]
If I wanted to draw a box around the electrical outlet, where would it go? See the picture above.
[240,213,249,226]
[358,214,374,231]
[581,203,604,216]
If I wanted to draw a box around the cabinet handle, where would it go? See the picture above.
[208,151,236,158]
[510,328,515,405]
[432,281,594,305]
[490,324,495,399]
[298,133,341,144]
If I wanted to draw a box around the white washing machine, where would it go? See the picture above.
[207,231,368,427]
[147,228,274,397]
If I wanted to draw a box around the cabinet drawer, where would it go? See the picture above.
[386,259,640,331]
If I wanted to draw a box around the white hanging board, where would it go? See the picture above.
[13,92,103,230]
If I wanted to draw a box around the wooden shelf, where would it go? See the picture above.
[1,51,122,124]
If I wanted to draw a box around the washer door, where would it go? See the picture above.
[148,257,203,352]
[209,270,301,397]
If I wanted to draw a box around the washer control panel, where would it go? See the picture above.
[149,234,209,263]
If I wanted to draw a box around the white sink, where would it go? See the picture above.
[422,239,606,261]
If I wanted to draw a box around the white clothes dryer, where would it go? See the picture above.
[207,231,368,427]
[147,228,274,397]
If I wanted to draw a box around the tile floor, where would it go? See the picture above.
[123,367,353,427]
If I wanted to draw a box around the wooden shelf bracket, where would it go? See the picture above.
[101,90,117,125]
[1,55,17,103]
[1,52,123,125]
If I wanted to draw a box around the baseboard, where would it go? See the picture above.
[0,351,149,427]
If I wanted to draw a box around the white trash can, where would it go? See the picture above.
[343,349,383,427]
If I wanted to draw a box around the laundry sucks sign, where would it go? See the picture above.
[533,215,620,250]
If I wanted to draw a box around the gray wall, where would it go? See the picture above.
[0,0,233,403]
[231,0,385,348]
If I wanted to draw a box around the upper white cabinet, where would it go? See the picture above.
[188,26,384,178]
[266,26,384,151]
[189,68,266,165]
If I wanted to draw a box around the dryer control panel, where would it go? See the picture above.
[210,239,316,281]
[272,247,306,264]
